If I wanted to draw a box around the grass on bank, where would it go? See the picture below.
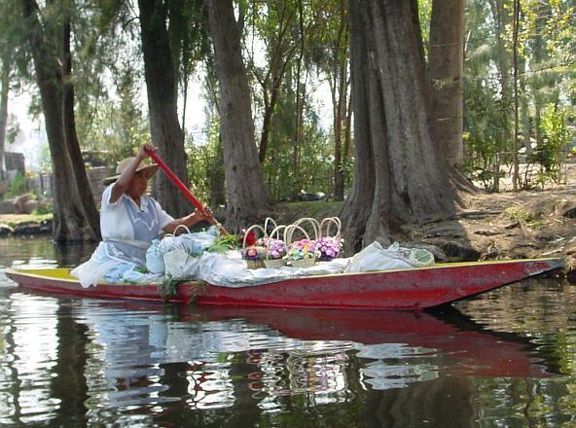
[0,213,53,228]
[0,201,344,229]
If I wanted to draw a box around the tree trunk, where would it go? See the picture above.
[258,60,288,164]
[205,0,272,231]
[429,0,464,167]
[0,51,9,181]
[511,0,520,190]
[488,0,513,164]
[21,0,93,243]
[62,16,101,240]
[138,0,190,218]
[331,3,351,202]
[341,0,461,252]
[256,4,295,165]
[208,136,226,209]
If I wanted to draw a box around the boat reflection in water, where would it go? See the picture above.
[71,300,552,410]
[1,287,560,426]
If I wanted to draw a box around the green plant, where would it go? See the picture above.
[207,234,242,253]
[158,279,179,301]
[524,104,576,189]
[504,206,543,228]
[32,203,52,215]
[6,173,27,198]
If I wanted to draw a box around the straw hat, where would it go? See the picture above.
[103,157,159,185]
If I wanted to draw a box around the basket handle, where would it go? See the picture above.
[174,224,191,236]
[284,224,311,243]
[265,225,287,260]
[269,224,286,240]
[320,217,341,238]
[263,217,278,234]
[290,217,320,241]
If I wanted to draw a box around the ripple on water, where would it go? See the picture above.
[0,293,62,424]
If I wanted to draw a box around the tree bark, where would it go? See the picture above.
[330,1,351,201]
[138,0,190,218]
[342,0,461,252]
[0,51,9,181]
[62,16,101,240]
[21,0,94,242]
[205,0,272,231]
[429,0,464,167]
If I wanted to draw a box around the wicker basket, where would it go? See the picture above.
[246,259,265,269]
[318,217,343,261]
[290,257,317,268]
[284,218,320,266]
[242,224,266,269]
[264,258,285,269]
[262,225,287,269]
[319,217,341,240]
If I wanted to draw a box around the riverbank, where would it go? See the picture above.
[2,174,575,275]
[0,213,53,236]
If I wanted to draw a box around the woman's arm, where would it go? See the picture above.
[110,143,157,203]
[162,208,213,235]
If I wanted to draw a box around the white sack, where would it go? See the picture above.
[344,241,434,273]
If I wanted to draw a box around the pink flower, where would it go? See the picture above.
[286,238,321,261]
[241,246,266,261]
[315,236,344,261]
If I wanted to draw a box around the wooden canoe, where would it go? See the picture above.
[4,257,564,310]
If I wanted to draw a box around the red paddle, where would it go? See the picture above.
[145,148,227,234]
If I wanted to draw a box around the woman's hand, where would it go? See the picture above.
[164,206,214,235]
[138,142,157,160]
[196,205,213,221]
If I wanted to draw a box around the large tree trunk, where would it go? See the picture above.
[341,0,461,252]
[21,0,94,243]
[138,0,190,218]
[429,0,464,167]
[62,16,101,240]
[205,0,272,231]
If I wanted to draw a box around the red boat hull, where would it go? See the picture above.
[4,257,564,310]
[179,305,552,378]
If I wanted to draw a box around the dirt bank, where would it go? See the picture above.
[2,168,575,276]
[401,166,576,276]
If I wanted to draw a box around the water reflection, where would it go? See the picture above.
[0,236,96,269]
[1,236,575,426]
[0,290,561,425]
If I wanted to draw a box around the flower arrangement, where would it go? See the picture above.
[241,242,267,269]
[315,236,344,261]
[241,245,265,261]
[241,224,267,269]
[264,238,287,260]
[285,238,321,263]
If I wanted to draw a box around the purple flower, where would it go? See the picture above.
[241,246,266,261]
[265,238,287,260]
[315,236,344,261]
[286,238,321,260]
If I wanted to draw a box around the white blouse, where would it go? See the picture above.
[100,184,174,246]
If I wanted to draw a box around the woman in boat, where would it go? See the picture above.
[71,143,213,287]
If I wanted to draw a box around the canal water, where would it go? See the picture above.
[0,236,575,427]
